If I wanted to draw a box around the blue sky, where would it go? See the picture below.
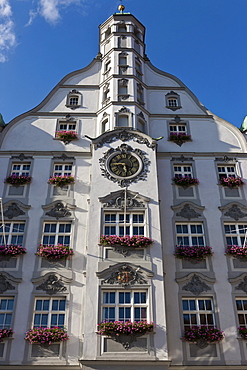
[0,0,246,128]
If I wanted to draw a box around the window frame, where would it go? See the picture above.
[173,164,193,178]
[224,223,247,247]
[175,222,205,247]
[103,211,146,237]
[165,91,181,111]
[32,296,67,329]
[101,289,149,323]
[65,90,82,109]
[53,163,73,177]
[41,221,72,247]
[182,297,216,329]
[0,221,26,246]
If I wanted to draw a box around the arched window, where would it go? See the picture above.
[66,90,82,109]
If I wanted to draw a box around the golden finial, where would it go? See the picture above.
[118,1,125,13]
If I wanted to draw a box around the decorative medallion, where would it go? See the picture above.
[176,204,201,220]
[224,204,247,221]
[99,190,148,209]
[99,144,150,187]
[36,274,67,295]
[45,202,72,219]
[102,265,147,287]
[3,203,25,219]
[0,274,15,293]
[53,153,75,161]
[182,274,211,295]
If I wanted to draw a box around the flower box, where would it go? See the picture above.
[4,174,32,187]
[238,327,247,340]
[25,327,69,345]
[55,131,78,144]
[97,321,154,337]
[218,176,244,188]
[169,133,191,146]
[99,235,153,249]
[174,246,213,262]
[36,244,74,260]
[0,328,13,341]
[0,245,26,258]
[172,176,199,188]
[225,245,247,260]
[47,175,75,187]
[182,326,224,345]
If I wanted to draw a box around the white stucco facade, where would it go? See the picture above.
[1,7,247,370]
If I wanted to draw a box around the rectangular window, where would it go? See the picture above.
[182,298,215,328]
[69,97,78,106]
[102,290,148,322]
[0,297,14,329]
[176,223,205,247]
[53,164,72,177]
[224,223,247,246]
[174,165,193,178]
[0,222,25,245]
[235,299,247,327]
[217,165,236,179]
[33,297,66,328]
[104,213,145,237]
[169,124,186,134]
[11,163,31,176]
[58,122,76,131]
[42,222,72,246]
[168,98,178,107]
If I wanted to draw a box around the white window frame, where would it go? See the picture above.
[182,297,215,328]
[66,90,82,109]
[0,222,25,246]
[176,223,205,247]
[0,297,15,329]
[169,123,187,134]
[103,212,146,237]
[32,297,66,328]
[217,165,237,179]
[41,222,72,246]
[101,289,149,322]
[235,298,247,327]
[224,223,247,247]
[57,121,77,132]
[174,164,193,178]
[53,163,73,177]
[165,91,181,110]
[11,163,31,176]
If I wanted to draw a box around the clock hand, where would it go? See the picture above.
[112,163,128,172]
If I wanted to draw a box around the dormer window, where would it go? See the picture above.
[66,90,82,109]
[165,91,181,111]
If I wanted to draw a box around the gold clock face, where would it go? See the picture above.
[108,153,141,178]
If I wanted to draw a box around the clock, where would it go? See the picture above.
[99,144,149,187]
[108,152,142,179]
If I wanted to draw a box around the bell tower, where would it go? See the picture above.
[97,4,148,135]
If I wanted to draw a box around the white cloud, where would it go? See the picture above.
[0,0,16,62]
[37,0,84,24]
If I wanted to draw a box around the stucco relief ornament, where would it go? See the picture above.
[103,265,147,287]
[236,276,247,294]
[224,205,247,221]
[176,204,201,220]
[0,274,15,293]
[36,274,67,295]
[3,203,25,219]
[45,202,72,219]
[182,274,211,295]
